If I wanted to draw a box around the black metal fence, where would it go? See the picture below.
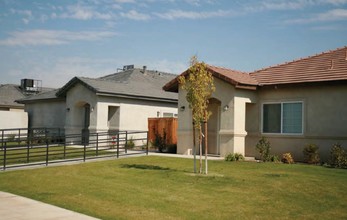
[0,128,148,170]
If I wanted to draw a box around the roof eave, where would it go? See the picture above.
[96,92,178,104]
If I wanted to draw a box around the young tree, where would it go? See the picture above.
[178,56,215,174]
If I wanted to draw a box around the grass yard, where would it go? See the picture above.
[0,156,346,220]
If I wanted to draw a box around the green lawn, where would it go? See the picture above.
[0,156,346,220]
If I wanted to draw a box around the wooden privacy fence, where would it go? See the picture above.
[148,118,177,145]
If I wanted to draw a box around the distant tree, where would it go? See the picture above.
[178,56,215,174]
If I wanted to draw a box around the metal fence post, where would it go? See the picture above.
[83,137,87,162]
[27,141,30,163]
[146,131,149,155]
[116,133,119,158]
[46,140,49,166]
[3,142,6,170]
[18,129,21,145]
[96,133,99,156]
[1,130,4,150]
[125,131,128,154]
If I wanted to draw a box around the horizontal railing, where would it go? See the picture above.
[0,130,148,170]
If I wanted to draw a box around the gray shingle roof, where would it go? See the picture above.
[56,68,178,102]
[0,84,25,108]
[16,89,61,103]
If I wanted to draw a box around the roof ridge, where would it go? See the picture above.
[251,46,347,74]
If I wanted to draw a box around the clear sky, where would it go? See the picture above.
[1,0,347,88]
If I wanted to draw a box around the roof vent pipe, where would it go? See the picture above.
[142,66,147,74]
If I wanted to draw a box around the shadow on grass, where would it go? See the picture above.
[120,164,171,171]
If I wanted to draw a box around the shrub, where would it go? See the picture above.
[281,153,294,164]
[125,137,135,149]
[152,131,167,153]
[225,153,245,162]
[303,144,320,164]
[256,137,271,162]
[329,143,347,169]
[269,155,280,163]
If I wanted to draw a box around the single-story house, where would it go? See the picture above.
[164,46,347,161]
[0,79,47,130]
[17,66,178,142]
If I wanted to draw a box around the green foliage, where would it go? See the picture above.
[303,144,320,164]
[269,155,280,163]
[152,132,167,153]
[281,153,294,164]
[225,153,245,162]
[178,56,215,129]
[256,137,271,162]
[329,143,347,169]
[125,137,135,149]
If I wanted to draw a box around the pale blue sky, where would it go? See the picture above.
[1,0,347,88]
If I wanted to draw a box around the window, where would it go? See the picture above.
[163,112,178,118]
[262,102,303,134]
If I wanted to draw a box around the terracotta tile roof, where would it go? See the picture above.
[250,46,347,85]
[163,64,257,92]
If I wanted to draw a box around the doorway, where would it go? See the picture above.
[203,98,221,155]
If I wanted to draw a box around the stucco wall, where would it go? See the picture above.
[0,111,28,129]
[96,96,177,132]
[65,83,97,135]
[25,100,65,129]
[177,77,257,156]
[64,82,177,141]
[245,83,347,162]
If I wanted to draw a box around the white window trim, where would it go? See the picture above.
[261,101,304,135]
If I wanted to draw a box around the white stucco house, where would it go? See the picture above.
[17,66,178,140]
[164,46,347,161]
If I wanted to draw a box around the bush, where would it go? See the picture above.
[125,137,135,149]
[281,153,294,164]
[152,132,167,153]
[303,144,320,164]
[256,137,271,162]
[269,155,280,163]
[329,143,347,168]
[225,153,245,162]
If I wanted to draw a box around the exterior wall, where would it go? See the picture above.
[0,111,28,129]
[65,83,97,135]
[177,77,257,156]
[96,96,177,132]
[245,83,347,162]
[25,100,65,128]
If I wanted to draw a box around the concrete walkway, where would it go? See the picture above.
[0,192,99,220]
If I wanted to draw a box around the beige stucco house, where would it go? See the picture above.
[18,67,178,141]
[164,46,347,161]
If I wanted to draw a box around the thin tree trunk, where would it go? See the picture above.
[192,121,196,173]
[199,125,202,174]
[204,111,208,175]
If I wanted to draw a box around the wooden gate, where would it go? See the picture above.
[148,118,177,145]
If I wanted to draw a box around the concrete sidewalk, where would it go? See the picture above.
[0,192,99,220]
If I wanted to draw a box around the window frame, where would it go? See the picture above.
[261,101,304,135]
